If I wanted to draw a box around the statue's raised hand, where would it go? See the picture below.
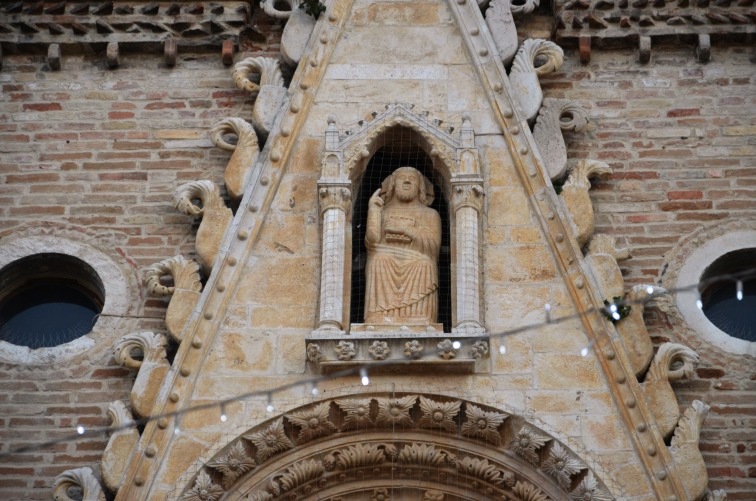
[368,189,384,210]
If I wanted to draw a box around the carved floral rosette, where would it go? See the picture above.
[179,394,613,501]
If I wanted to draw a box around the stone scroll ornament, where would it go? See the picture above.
[641,342,700,438]
[364,167,442,326]
[533,98,589,181]
[232,57,286,137]
[101,401,139,494]
[560,159,612,247]
[113,331,170,419]
[52,467,105,501]
[210,118,260,202]
[145,255,202,342]
[485,0,519,64]
[509,39,564,124]
[259,0,317,66]
[174,180,233,271]
[617,284,668,377]
[584,234,631,301]
[670,400,710,501]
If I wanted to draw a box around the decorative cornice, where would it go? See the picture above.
[553,0,756,47]
[0,1,251,50]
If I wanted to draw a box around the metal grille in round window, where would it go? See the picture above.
[699,248,756,343]
[0,254,104,349]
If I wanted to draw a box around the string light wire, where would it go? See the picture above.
[1,268,754,459]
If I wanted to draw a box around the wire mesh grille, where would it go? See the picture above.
[350,126,452,331]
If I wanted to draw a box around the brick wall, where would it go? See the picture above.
[542,45,756,499]
[0,12,283,496]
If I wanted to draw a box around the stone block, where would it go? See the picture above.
[202,331,274,374]
[534,354,604,390]
[581,415,633,450]
[486,244,557,283]
[331,27,467,65]
[487,188,533,226]
[367,2,440,25]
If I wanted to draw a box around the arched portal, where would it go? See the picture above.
[178,393,615,500]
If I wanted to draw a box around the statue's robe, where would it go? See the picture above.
[364,205,441,325]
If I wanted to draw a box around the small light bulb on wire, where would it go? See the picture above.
[266,394,275,414]
[452,340,461,350]
[360,368,370,386]
[646,285,654,295]
[580,346,589,357]
[76,426,85,435]
[499,344,506,355]
[544,303,552,323]
[736,280,743,301]
[220,404,228,423]
[310,385,319,396]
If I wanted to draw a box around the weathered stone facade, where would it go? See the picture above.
[0,1,753,500]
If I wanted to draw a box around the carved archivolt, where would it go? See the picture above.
[178,394,614,501]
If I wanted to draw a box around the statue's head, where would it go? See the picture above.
[380,167,435,206]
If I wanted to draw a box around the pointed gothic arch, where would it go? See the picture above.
[313,104,486,338]
[178,393,615,501]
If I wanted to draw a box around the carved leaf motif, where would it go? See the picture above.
[368,340,390,360]
[511,425,549,464]
[512,480,551,501]
[232,56,284,91]
[243,419,294,463]
[277,458,324,492]
[568,472,614,501]
[207,441,256,489]
[541,442,585,489]
[398,443,450,467]
[671,400,710,447]
[455,456,511,485]
[181,470,225,501]
[287,402,337,443]
[145,255,202,296]
[646,342,699,383]
[334,340,356,361]
[376,395,417,427]
[469,340,489,359]
[113,331,167,369]
[52,467,105,501]
[335,398,375,429]
[460,404,508,445]
[174,180,224,216]
[418,396,461,432]
[437,339,457,360]
[210,117,258,151]
[334,443,386,469]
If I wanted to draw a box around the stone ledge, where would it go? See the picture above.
[305,333,490,375]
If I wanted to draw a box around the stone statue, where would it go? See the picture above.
[364,167,441,325]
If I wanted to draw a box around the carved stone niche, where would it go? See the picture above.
[306,104,488,374]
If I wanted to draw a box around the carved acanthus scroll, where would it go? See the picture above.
[52,467,105,501]
[486,0,519,65]
[509,39,564,123]
[561,159,612,247]
[145,255,202,342]
[617,284,668,377]
[641,342,699,438]
[174,180,233,271]
[584,234,630,300]
[113,331,170,418]
[101,401,139,494]
[210,117,260,201]
[670,400,710,501]
[534,98,589,181]
[231,57,286,136]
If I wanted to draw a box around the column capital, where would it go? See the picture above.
[318,183,352,215]
[450,181,485,212]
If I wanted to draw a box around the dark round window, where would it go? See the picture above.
[699,248,756,343]
[0,254,105,349]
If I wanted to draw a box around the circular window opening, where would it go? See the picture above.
[0,254,105,349]
[699,248,756,343]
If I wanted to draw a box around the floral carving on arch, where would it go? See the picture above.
[177,393,615,501]
[310,104,487,374]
